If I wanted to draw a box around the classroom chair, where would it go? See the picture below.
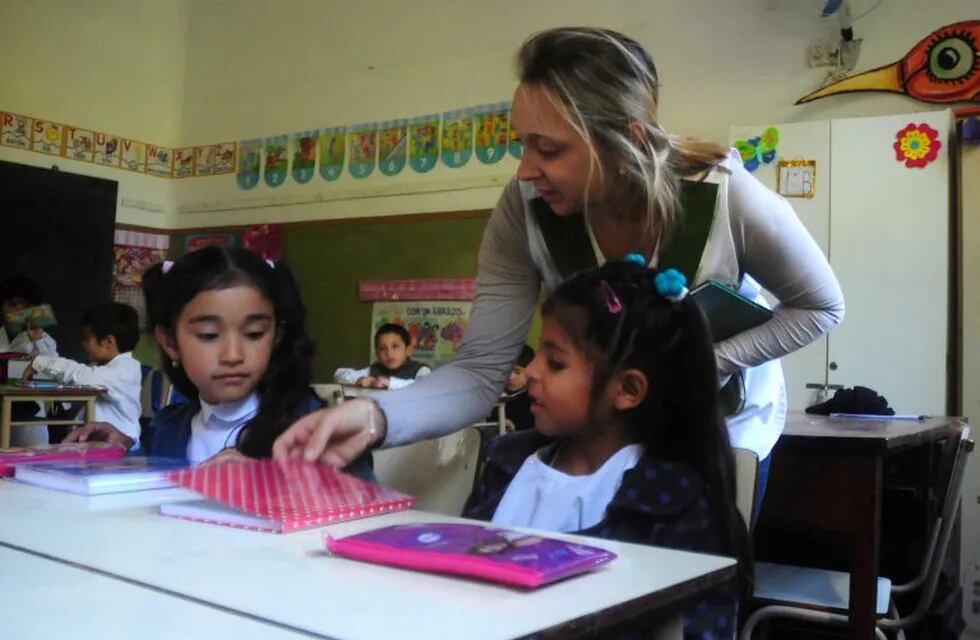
[372,428,483,516]
[733,447,760,529]
[138,367,176,451]
[740,426,974,640]
[310,383,344,407]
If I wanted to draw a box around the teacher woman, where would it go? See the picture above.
[273,27,844,497]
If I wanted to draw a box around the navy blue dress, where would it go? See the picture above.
[464,430,737,640]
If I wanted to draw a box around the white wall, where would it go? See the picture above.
[169,0,979,228]
[3,0,976,229]
[960,138,980,636]
[0,0,188,226]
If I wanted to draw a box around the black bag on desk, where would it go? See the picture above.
[804,385,895,416]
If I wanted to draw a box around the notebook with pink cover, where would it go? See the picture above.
[161,459,416,533]
[325,523,617,588]
[0,442,126,477]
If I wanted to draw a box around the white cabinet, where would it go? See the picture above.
[730,110,952,414]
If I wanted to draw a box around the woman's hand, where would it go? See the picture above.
[372,376,390,389]
[272,399,387,467]
[200,448,249,466]
[355,376,377,388]
[63,422,135,450]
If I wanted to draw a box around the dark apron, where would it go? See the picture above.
[530,180,745,415]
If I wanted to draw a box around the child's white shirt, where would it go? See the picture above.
[30,352,142,441]
[333,366,431,390]
[491,443,645,533]
[9,330,58,357]
[186,392,259,464]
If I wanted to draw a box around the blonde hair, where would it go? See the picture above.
[517,27,728,237]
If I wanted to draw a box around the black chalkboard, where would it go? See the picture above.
[0,160,117,362]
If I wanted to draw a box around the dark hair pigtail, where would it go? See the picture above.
[236,261,316,457]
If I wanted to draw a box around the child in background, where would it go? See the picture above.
[66,247,372,477]
[0,276,58,357]
[334,323,431,390]
[24,302,142,445]
[494,344,535,431]
[0,276,58,445]
[464,258,752,640]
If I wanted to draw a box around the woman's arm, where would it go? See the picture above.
[375,179,542,446]
[717,152,845,375]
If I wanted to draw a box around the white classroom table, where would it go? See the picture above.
[0,481,735,639]
[0,544,312,639]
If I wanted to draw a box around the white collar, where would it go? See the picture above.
[198,392,259,430]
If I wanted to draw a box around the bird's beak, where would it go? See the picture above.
[796,61,904,104]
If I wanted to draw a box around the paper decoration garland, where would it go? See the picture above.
[441,108,474,168]
[378,120,408,176]
[263,135,289,187]
[893,122,941,168]
[475,102,509,164]
[291,130,318,184]
[1,113,32,149]
[65,127,95,162]
[94,133,120,166]
[348,124,378,179]
[213,143,236,175]
[174,148,194,178]
[120,139,146,172]
[32,120,63,156]
[318,127,346,181]
[408,114,439,173]
[236,139,262,190]
[734,127,779,172]
[508,117,523,159]
[146,145,174,177]
[194,145,216,176]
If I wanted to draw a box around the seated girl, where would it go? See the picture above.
[464,257,752,639]
[66,247,372,477]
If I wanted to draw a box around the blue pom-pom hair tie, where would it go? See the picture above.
[622,252,647,267]
[655,268,688,302]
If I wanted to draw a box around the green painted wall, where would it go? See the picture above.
[284,216,488,381]
[170,213,542,382]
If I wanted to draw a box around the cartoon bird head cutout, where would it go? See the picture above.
[797,20,980,104]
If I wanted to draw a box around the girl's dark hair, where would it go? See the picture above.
[542,261,752,601]
[142,246,315,458]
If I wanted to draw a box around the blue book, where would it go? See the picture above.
[13,457,188,495]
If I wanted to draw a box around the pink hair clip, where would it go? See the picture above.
[162,260,175,274]
[600,280,623,314]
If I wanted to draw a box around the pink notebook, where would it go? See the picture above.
[0,442,126,477]
[161,459,416,533]
[326,523,617,588]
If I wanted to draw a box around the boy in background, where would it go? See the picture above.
[0,276,57,357]
[498,344,535,431]
[334,323,431,390]
[24,302,143,446]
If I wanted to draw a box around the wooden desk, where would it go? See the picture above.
[0,481,734,639]
[0,384,105,448]
[758,412,963,640]
[0,544,312,639]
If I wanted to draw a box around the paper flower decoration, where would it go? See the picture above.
[893,123,941,168]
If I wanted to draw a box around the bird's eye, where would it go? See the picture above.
[928,35,977,81]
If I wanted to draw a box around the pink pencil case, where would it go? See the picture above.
[326,522,616,588]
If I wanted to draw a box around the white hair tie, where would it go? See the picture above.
[265,259,275,269]
[162,260,175,274]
